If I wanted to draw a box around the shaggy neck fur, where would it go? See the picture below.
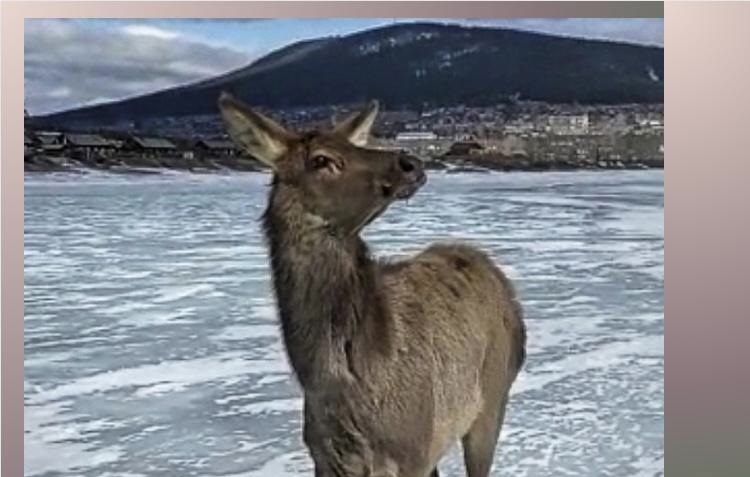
[262,181,392,390]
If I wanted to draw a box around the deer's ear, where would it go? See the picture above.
[217,92,295,168]
[333,100,379,147]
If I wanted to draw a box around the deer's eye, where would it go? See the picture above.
[311,155,332,169]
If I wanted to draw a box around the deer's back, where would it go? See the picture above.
[382,242,524,373]
[377,242,525,464]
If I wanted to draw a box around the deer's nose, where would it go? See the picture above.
[398,155,424,178]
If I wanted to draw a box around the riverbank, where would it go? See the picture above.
[24,153,264,174]
[425,154,662,173]
[24,152,663,175]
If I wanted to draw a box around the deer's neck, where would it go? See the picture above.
[262,185,392,390]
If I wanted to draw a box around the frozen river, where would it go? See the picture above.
[24,170,664,477]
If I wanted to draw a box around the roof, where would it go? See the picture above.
[35,131,64,145]
[130,136,177,149]
[66,133,115,147]
[197,139,238,150]
[395,131,437,140]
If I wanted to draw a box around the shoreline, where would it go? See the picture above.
[24,155,663,176]
[23,165,663,177]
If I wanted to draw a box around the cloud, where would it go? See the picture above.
[47,86,72,99]
[24,20,252,115]
[120,24,181,40]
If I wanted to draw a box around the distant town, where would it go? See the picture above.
[24,101,664,174]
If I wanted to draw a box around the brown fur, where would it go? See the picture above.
[218,92,526,477]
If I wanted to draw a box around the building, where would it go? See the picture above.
[194,138,240,157]
[491,135,529,157]
[65,133,118,160]
[395,131,438,141]
[546,114,590,135]
[124,136,178,157]
[503,121,535,135]
[33,131,65,153]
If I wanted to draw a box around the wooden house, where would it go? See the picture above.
[124,136,178,157]
[194,138,240,158]
[34,131,65,153]
[64,133,118,160]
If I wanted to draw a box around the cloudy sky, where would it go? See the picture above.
[25,18,663,115]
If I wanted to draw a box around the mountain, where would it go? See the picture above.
[36,22,663,125]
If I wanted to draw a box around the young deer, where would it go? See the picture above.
[218,92,526,477]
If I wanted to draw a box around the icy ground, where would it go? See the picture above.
[24,170,664,477]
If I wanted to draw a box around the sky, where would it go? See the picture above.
[24,18,663,115]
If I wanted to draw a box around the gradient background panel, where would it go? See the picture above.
[3,2,748,477]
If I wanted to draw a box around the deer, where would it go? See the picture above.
[217,91,526,477]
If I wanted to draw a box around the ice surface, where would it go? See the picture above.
[25,170,664,477]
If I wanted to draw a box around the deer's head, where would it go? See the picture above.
[218,92,426,236]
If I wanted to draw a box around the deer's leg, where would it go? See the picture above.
[461,392,508,477]
[429,468,440,477]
